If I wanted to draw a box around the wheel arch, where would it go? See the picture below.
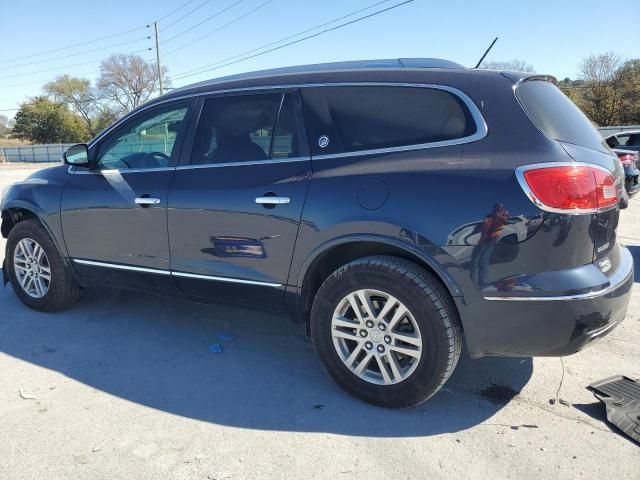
[1,201,43,238]
[294,235,463,329]
[1,200,69,268]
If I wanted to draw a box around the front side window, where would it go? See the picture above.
[96,104,189,170]
[190,92,299,165]
[301,86,476,156]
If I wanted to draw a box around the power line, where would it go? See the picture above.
[0,71,100,89]
[165,0,274,56]
[0,26,149,65]
[172,0,415,82]
[0,48,152,81]
[163,0,215,30]
[4,37,152,70]
[173,0,395,78]
[156,0,199,22]
[164,0,245,44]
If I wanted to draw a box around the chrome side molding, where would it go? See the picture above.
[72,259,282,287]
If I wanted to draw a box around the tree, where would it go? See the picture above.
[12,97,90,143]
[97,54,167,114]
[0,114,14,138]
[577,52,624,126]
[616,59,640,124]
[44,75,99,137]
[481,59,535,72]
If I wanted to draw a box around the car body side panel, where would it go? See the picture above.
[1,165,70,258]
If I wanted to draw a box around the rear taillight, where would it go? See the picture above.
[517,163,618,213]
[617,153,637,166]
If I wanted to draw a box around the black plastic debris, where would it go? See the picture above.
[588,375,640,443]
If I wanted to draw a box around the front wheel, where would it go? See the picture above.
[310,256,462,408]
[6,219,82,312]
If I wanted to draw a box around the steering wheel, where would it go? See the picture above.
[141,151,171,167]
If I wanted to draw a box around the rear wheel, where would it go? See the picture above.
[6,219,82,312]
[310,256,462,408]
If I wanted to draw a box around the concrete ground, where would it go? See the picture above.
[0,164,638,480]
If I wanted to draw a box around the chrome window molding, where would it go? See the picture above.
[68,156,311,174]
[68,166,177,175]
[88,82,489,155]
[515,161,618,215]
[72,259,282,287]
[175,156,310,170]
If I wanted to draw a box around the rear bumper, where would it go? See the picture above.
[460,245,634,358]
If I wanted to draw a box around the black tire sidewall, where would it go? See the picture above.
[6,219,78,312]
[311,259,457,408]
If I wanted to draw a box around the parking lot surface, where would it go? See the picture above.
[0,164,638,479]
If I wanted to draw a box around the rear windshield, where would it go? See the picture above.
[515,80,608,153]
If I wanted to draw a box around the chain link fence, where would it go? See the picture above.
[0,144,74,163]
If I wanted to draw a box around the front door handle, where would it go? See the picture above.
[135,197,161,207]
[255,196,290,205]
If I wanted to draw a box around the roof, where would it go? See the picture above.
[151,57,537,107]
[161,58,471,99]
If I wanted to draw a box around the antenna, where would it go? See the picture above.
[474,37,498,69]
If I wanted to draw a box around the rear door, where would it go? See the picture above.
[167,90,310,307]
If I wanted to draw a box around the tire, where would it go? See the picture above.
[310,255,462,408]
[6,219,82,312]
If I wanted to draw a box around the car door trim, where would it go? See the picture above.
[73,259,172,275]
[171,271,281,287]
[174,156,310,170]
[72,259,282,287]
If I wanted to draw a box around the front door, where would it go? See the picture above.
[61,101,193,292]
[168,90,311,307]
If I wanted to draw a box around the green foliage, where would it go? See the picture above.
[44,75,97,136]
[561,54,640,126]
[12,97,90,143]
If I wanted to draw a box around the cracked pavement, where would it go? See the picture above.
[0,164,638,479]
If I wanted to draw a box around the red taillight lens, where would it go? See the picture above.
[522,165,617,212]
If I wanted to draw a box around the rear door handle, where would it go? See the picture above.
[255,196,290,205]
[135,197,161,206]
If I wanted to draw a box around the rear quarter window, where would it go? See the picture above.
[515,80,608,153]
[302,86,478,156]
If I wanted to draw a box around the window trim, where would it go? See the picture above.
[86,82,487,166]
[85,99,195,173]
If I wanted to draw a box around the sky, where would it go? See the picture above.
[1,0,639,117]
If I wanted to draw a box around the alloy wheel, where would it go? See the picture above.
[331,289,423,385]
[13,238,51,299]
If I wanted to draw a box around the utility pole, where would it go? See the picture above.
[154,21,164,95]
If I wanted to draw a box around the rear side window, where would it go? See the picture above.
[516,80,608,153]
[190,92,299,165]
[302,86,477,156]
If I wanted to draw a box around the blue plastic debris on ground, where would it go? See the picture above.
[218,332,235,342]
[208,343,223,353]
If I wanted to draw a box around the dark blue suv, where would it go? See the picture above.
[1,59,633,407]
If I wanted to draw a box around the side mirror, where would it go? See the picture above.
[63,144,89,166]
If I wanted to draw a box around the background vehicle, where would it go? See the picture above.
[613,148,640,199]
[1,59,633,408]
[605,131,640,160]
